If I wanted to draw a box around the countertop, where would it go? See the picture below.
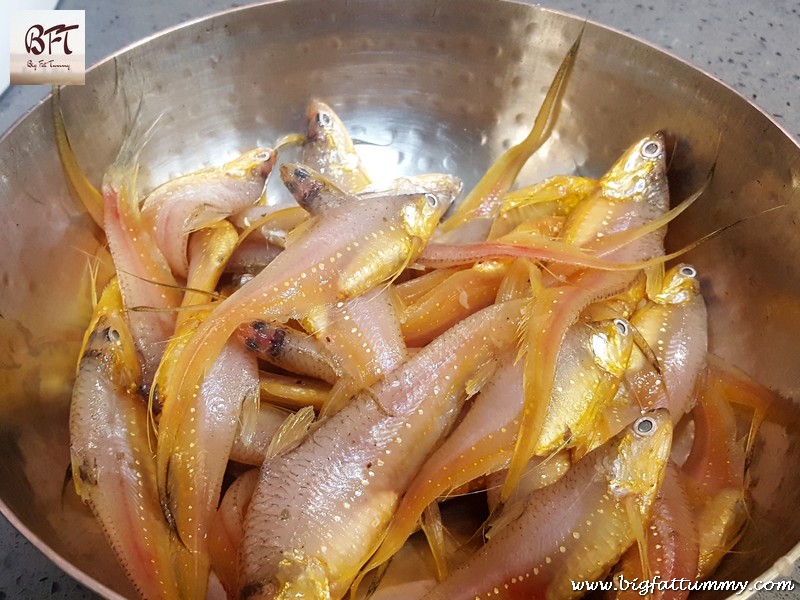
[1,0,798,598]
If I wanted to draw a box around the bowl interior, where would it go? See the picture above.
[1,0,800,597]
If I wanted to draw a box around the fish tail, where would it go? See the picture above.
[52,85,105,229]
[440,27,582,232]
[420,502,450,581]
[501,286,586,502]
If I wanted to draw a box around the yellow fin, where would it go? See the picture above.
[265,405,316,459]
[53,86,105,229]
[420,503,449,581]
[624,495,652,583]
[441,28,583,231]
[464,358,498,397]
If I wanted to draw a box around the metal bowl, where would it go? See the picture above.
[1,0,799,597]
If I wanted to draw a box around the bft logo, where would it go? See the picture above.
[25,23,80,56]
[10,10,85,85]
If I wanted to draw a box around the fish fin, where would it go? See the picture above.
[502,288,567,502]
[420,502,450,581]
[484,498,526,540]
[52,86,105,230]
[128,302,217,314]
[513,263,542,363]
[464,358,498,397]
[624,495,652,583]
[115,268,225,300]
[283,214,317,247]
[274,132,306,151]
[60,462,74,511]
[645,264,665,301]
[441,27,583,231]
[265,405,316,459]
[476,203,786,273]
[495,258,534,303]
[706,355,773,463]
[320,377,361,417]
[594,163,715,257]
[362,558,393,600]
[628,321,664,379]
[238,387,263,452]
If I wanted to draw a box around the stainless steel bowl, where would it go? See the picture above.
[1,0,799,597]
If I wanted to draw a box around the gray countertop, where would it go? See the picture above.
[1,0,798,598]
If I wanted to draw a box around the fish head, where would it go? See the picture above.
[608,408,672,515]
[650,263,700,305]
[222,147,277,180]
[590,318,634,378]
[306,100,349,149]
[399,190,454,243]
[279,162,348,214]
[396,173,464,205]
[81,279,141,386]
[599,132,668,205]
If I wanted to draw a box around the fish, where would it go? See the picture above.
[239,322,340,384]
[69,280,194,600]
[533,317,634,456]
[502,132,671,503]
[140,148,276,278]
[681,365,754,579]
[238,299,526,600]
[230,402,295,465]
[488,175,598,240]
[52,85,104,230]
[439,32,582,237]
[208,469,260,599]
[153,221,256,578]
[610,462,698,600]
[160,187,452,479]
[102,118,183,388]
[422,410,673,600]
[163,338,260,556]
[358,317,632,589]
[302,100,372,192]
[400,261,509,347]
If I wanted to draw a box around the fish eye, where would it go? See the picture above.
[679,265,697,278]
[293,167,309,181]
[613,319,629,336]
[634,416,656,436]
[106,328,120,343]
[640,140,662,158]
[316,111,332,128]
[425,193,438,208]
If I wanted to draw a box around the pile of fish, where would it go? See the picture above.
[60,38,773,600]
